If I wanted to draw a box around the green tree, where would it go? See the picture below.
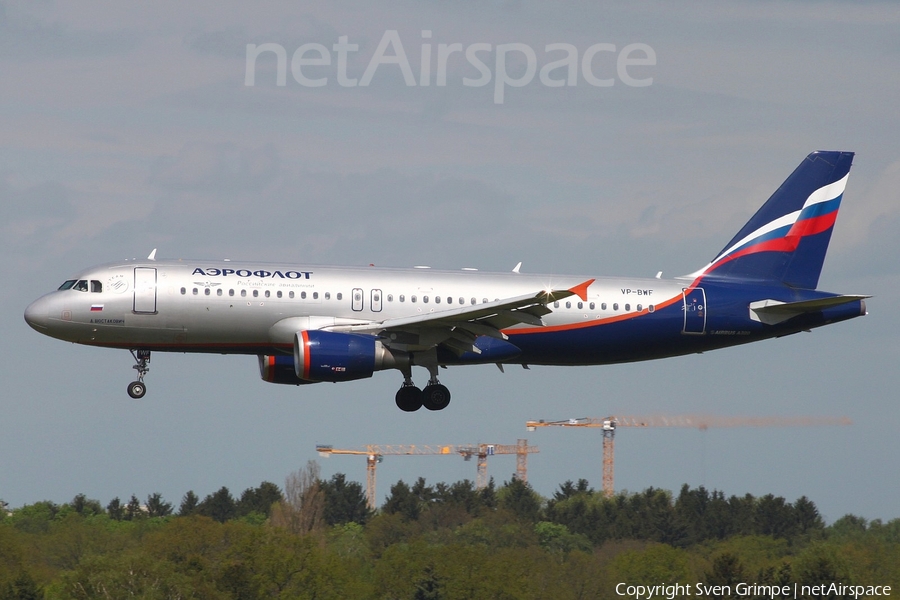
[145,493,173,518]
[105,497,123,521]
[704,553,747,598]
[198,487,236,523]
[383,480,421,520]
[320,473,371,526]
[0,571,43,600]
[69,495,102,517]
[237,481,282,518]
[179,490,199,516]
[497,478,541,523]
[123,495,143,521]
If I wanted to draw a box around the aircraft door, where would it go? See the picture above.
[133,267,158,314]
[352,288,364,311]
[371,289,382,312]
[682,287,706,334]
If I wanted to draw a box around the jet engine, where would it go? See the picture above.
[293,330,408,383]
[258,354,317,385]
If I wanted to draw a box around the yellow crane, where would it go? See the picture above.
[316,440,539,510]
[526,415,851,498]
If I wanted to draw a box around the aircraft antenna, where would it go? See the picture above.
[526,415,851,498]
[316,440,539,510]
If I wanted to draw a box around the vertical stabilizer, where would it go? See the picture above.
[694,151,853,289]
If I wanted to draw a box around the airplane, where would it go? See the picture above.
[24,151,867,412]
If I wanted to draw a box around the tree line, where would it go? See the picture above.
[1,462,898,599]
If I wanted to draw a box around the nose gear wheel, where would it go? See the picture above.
[128,349,151,399]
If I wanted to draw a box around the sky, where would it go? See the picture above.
[2,1,899,523]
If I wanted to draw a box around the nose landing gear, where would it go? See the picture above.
[128,349,150,399]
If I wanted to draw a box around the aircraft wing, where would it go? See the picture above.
[329,279,594,355]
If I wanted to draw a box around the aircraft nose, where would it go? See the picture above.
[24,296,50,331]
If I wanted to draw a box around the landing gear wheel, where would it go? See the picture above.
[128,349,151,399]
[127,381,147,399]
[395,385,423,412]
[422,384,451,411]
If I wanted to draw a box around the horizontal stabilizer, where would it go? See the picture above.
[749,295,869,325]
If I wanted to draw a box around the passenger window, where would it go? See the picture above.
[325,292,330,300]
[73,280,88,292]
[313,292,319,300]
[459,297,464,305]
[434,296,440,304]
[648,305,655,313]
[590,302,595,310]
[399,295,405,302]
[637,304,642,311]
[482,298,488,304]
[193,288,198,295]
[289,291,295,299]
[411,295,417,303]
[241,290,247,297]
[471,298,476,305]
[566,301,571,309]
[337,293,343,300]
[253,290,258,298]
[423,296,429,303]
[613,303,619,311]
[448,297,453,304]
[387,294,393,302]
[277,290,282,298]
[91,280,102,293]
[602,302,607,310]
[217,289,223,296]
[205,288,210,296]
[265,290,270,298]
[180,287,186,295]
[229,289,234,297]
[58,280,77,291]
[553,301,559,308]
[625,303,630,311]
[301,291,307,299]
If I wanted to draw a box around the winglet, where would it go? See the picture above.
[568,279,594,302]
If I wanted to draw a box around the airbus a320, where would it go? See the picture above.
[25,151,867,412]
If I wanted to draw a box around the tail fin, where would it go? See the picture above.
[693,151,854,289]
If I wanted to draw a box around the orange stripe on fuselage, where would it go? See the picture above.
[505,292,683,336]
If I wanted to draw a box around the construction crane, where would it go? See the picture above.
[526,415,852,498]
[316,440,539,510]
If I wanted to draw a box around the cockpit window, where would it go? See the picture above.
[91,280,102,293]
[73,280,89,292]
[58,280,77,291]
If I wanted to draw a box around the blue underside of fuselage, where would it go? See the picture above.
[441,282,865,367]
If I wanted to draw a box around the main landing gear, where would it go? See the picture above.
[127,349,150,399]
[394,362,451,412]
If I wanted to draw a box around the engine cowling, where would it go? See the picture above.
[258,354,317,385]
[293,330,407,383]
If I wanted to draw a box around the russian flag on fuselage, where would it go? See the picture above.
[699,151,853,290]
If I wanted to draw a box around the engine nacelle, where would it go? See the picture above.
[258,354,318,385]
[294,330,408,383]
